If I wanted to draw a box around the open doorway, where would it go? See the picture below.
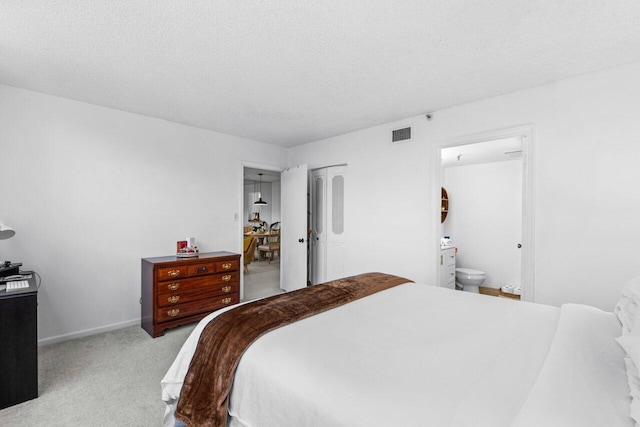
[442,138,523,294]
[243,167,282,301]
[433,125,534,301]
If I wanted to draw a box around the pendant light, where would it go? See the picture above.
[254,173,268,205]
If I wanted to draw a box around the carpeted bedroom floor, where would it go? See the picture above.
[0,261,281,426]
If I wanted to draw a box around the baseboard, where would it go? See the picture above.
[38,318,140,346]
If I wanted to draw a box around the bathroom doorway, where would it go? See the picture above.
[433,125,535,301]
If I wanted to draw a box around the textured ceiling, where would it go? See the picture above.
[2,1,640,147]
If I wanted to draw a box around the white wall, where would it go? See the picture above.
[271,181,281,224]
[289,60,640,311]
[0,84,287,344]
[444,160,522,289]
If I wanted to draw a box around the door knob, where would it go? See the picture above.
[517,243,522,248]
[298,238,305,243]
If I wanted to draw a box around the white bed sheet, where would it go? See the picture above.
[511,303,633,427]
[163,283,561,427]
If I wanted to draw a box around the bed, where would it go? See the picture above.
[162,273,640,427]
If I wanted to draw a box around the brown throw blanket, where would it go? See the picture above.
[175,272,412,427]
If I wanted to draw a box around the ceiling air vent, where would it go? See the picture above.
[391,126,412,144]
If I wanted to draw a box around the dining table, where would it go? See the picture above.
[244,231,277,259]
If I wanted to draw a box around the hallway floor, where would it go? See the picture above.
[243,258,283,301]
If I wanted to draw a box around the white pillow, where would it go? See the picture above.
[616,276,640,334]
[631,395,640,426]
[618,336,640,388]
[617,296,640,334]
[620,345,640,426]
[622,276,640,301]
[618,335,640,362]
[625,356,640,398]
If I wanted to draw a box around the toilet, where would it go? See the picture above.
[455,268,486,293]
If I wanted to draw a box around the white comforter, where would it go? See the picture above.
[162,283,631,427]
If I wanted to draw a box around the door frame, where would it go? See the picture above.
[432,124,535,301]
[240,161,283,300]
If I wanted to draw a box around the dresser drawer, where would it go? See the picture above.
[157,273,238,294]
[215,259,238,272]
[156,282,239,307]
[187,262,215,277]
[156,265,189,281]
[155,293,239,323]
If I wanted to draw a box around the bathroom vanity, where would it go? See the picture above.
[439,247,456,289]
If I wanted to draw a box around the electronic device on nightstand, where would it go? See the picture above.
[0,261,23,278]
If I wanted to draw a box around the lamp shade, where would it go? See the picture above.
[0,220,15,240]
[254,173,268,206]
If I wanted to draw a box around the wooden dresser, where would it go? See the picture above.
[141,251,240,338]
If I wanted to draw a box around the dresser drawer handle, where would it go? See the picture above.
[221,262,232,270]
[167,309,180,317]
[222,297,232,305]
[167,283,180,291]
[222,274,231,282]
[221,286,232,293]
[168,296,180,304]
[168,270,181,278]
[196,266,208,274]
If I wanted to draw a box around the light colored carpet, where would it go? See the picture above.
[0,264,283,427]
[0,323,195,426]
[242,258,283,301]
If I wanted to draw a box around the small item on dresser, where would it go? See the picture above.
[177,239,199,258]
[176,249,199,258]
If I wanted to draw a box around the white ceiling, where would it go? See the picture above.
[2,1,640,147]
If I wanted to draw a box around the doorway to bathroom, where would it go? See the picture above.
[433,125,534,301]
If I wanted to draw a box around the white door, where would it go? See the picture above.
[280,164,308,291]
[326,166,347,281]
[310,165,347,284]
[311,169,327,285]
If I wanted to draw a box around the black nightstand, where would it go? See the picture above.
[0,278,38,409]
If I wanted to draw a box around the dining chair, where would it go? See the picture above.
[243,237,258,273]
[258,230,280,263]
